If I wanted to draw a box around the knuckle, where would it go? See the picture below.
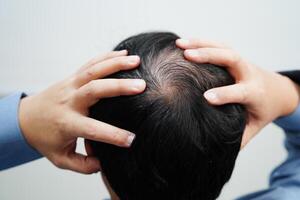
[103,51,115,59]
[196,50,209,62]
[85,128,97,140]
[80,168,91,174]
[55,85,73,106]
[109,51,120,57]
[52,157,65,169]
[68,75,79,87]
[192,39,202,46]
[114,56,128,67]
[83,122,98,139]
[57,95,69,105]
[86,53,107,66]
[202,53,210,62]
[239,84,249,103]
[54,115,69,132]
[114,79,124,91]
[107,80,124,94]
[84,80,98,96]
[86,58,97,67]
[85,68,96,79]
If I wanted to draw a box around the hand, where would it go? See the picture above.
[176,39,300,148]
[19,50,146,173]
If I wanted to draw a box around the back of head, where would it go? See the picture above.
[90,32,247,200]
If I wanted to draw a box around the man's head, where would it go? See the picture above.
[90,32,247,200]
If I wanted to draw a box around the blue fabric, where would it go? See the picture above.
[237,105,300,200]
[0,92,42,170]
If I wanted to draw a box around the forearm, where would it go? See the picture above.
[274,72,300,156]
[0,93,42,170]
[275,72,300,117]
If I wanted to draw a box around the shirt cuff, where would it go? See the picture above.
[274,104,300,132]
[0,92,42,170]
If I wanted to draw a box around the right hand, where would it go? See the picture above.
[176,39,300,148]
[19,50,146,173]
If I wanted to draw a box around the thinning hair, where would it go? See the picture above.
[90,32,247,200]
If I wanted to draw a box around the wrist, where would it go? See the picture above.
[277,74,300,117]
[19,95,37,149]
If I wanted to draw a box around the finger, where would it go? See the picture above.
[183,48,247,78]
[74,79,146,107]
[184,48,241,66]
[176,38,229,49]
[77,50,128,73]
[62,153,101,174]
[75,55,140,86]
[240,123,260,149]
[204,84,248,105]
[72,116,136,147]
[240,126,252,149]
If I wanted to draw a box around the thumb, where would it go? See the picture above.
[240,121,262,149]
[240,125,255,149]
[204,84,247,105]
[64,153,101,174]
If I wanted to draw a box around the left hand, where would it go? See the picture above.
[176,39,300,148]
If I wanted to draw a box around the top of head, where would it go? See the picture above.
[90,32,247,200]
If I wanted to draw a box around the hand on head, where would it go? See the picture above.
[19,50,146,174]
[176,38,300,148]
[17,37,300,175]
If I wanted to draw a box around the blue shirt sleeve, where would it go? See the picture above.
[0,92,42,170]
[236,105,300,200]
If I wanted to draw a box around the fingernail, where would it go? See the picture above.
[132,79,146,91]
[185,49,199,57]
[128,55,140,65]
[127,132,136,146]
[177,39,190,46]
[204,91,218,102]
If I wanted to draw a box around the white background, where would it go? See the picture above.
[0,0,299,199]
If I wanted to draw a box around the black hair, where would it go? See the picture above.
[89,32,247,200]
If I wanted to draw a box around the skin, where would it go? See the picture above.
[176,38,300,148]
[17,38,299,198]
[18,50,146,174]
